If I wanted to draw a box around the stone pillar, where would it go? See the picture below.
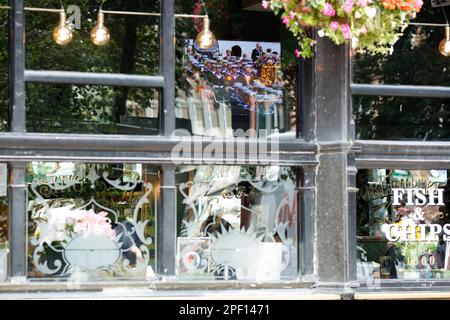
[314,37,354,285]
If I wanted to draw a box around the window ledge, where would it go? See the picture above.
[0,281,345,300]
[354,292,450,300]
[0,280,314,293]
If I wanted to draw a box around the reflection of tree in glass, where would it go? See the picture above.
[4,0,163,134]
[353,3,450,141]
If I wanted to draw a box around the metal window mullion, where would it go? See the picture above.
[355,140,450,169]
[160,0,175,136]
[351,83,450,98]
[347,160,357,283]
[7,163,27,280]
[10,0,25,132]
[299,167,316,277]
[156,165,177,277]
[0,133,317,151]
[8,0,27,281]
[298,32,317,278]
[355,158,450,170]
[157,0,176,278]
[25,70,165,88]
[347,51,357,283]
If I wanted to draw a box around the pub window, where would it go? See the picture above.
[176,165,299,281]
[25,0,160,135]
[356,169,450,281]
[175,0,299,138]
[26,84,160,135]
[2,0,310,284]
[353,2,450,141]
[25,0,160,75]
[353,97,450,140]
[26,162,158,280]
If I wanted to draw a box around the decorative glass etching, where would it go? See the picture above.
[27,162,158,281]
[177,165,298,281]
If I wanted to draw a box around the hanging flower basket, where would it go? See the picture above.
[262,0,423,58]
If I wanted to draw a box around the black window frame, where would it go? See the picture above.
[1,0,319,284]
[351,44,450,288]
[2,0,450,293]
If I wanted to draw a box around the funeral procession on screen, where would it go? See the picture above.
[179,39,294,138]
[168,39,299,281]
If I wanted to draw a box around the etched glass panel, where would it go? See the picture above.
[27,162,158,281]
[176,165,299,281]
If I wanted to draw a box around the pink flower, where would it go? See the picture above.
[74,210,116,239]
[360,26,367,34]
[343,0,354,13]
[414,0,423,11]
[341,23,352,39]
[294,49,301,58]
[321,3,336,16]
[330,21,340,31]
[261,0,270,9]
[289,10,296,19]
[358,0,368,6]
[282,16,290,25]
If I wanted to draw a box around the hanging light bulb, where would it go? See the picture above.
[195,17,217,50]
[91,10,110,46]
[53,10,73,45]
[439,25,450,57]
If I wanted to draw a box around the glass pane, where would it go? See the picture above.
[354,96,450,141]
[353,4,450,86]
[357,169,450,281]
[0,163,7,282]
[25,0,160,75]
[27,162,158,280]
[176,165,299,281]
[0,1,8,131]
[175,1,298,138]
[26,84,159,135]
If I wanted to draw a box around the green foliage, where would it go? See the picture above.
[394,241,438,270]
[266,0,421,58]
[1,0,161,134]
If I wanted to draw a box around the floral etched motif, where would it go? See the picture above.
[29,164,154,279]
[73,210,116,239]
